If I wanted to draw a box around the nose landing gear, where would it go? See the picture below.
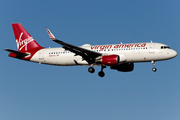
[151,61,157,72]
[152,67,157,72]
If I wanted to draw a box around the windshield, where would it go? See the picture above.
[161,46,170,49]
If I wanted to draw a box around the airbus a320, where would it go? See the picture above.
[5,23,177,77]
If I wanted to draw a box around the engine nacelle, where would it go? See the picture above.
[110,63,134,72]
[101,55,120,65]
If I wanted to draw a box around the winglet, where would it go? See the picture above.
[46,28,56,40]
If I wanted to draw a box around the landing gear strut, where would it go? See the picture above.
[151,61,157,72]
[98,65,106,77]
[88,65,106,77]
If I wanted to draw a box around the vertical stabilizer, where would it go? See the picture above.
[12,23,43,52]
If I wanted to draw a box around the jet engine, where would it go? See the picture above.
[101,55,120,65]
[110,63,134,72]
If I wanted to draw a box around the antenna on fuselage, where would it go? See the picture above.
[151,40,153,43]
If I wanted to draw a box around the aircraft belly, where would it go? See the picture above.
[124,50,162,62]
[125,51,148,62]
[45,55,81,66]
[30,50,89,66]
[57,56,81,66]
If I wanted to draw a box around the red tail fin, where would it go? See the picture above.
[12,23,43,52]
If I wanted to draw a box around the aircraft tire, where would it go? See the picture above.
[98,71,105,77]
[88,67,95,73]
[152,68,157,72]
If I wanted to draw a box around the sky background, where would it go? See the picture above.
[1,0,180,120]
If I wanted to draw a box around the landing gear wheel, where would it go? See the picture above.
[152,68,157,72]
[98,71,105,77]
[88,67,95,73]
[151,61,157,72]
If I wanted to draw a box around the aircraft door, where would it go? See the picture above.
[149,43,155,54]
[39,50,44,60]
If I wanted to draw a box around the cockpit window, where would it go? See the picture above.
[161,46,170,49]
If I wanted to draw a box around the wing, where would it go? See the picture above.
[46,28,102,64]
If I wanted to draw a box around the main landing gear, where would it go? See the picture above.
[88,65,106,77]
[98,65,106,77]
[88,66,95,73]
[151,61,157,72]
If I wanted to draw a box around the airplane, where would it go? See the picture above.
[4,23,177,77]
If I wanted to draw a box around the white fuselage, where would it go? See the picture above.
[30,42,177,66]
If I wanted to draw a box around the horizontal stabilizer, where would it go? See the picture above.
[4,49,29,56]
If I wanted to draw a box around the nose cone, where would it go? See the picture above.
[170,50,177,58]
